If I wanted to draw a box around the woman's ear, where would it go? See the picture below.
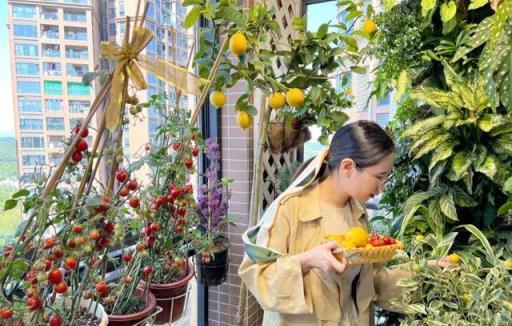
[338,158,356,177]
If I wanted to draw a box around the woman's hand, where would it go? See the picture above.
[299,242,347,275]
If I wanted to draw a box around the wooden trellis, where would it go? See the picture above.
[260,0,302,211]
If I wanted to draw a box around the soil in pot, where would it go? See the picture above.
[107,288,156,326]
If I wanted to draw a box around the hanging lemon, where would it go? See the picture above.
[237,111,252,129]
[209,91,226,109]
[285,88,305,107]
[344,87,352,96]
[362,19,377,35]
[268,92,285,110]
[229,32,248,56]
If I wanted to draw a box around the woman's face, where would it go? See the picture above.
[338,152,395,202]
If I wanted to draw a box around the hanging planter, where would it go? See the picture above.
[107,287,157,326]
[195,235,230,286]
[267,120,311,154]
[139,261,194,324]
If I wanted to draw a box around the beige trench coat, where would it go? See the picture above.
[238,185,410,325]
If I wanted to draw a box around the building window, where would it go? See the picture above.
[48,136,65,149]
[22,154,46,166]
[45,99,63,112]
[68,82,90,96]
[17,81,40,94]
[378,94,391,106]
[118,0,125,16]
[64,27,88,41]
[67,63,89,77]
[42,44,60,58]
[109,23,116,36]
[65,46,88,59]
[63,10,86,22]
[15,43,38,57]
[108,8,116,19]
[46,117,65,131]
[69,100,90,113]
[376,113,390,127]
[63,0,90,4]
[13,24,38,38]
[20,118,43,130]
[41,25,59,39]
[49,153,64,166]
[118,23,126,40]
[41,8,58,20]
[43,62,61,76]
[12,4,36,19]
[44,81,63,96]
[19,99,42,113]
[16,62,39,76]
[21,136,45,148]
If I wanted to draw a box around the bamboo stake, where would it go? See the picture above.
[189,38,228,125]
[236,94,271,325]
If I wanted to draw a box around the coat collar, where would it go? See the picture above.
[294,184,367,222]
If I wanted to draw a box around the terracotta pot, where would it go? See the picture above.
[267,121,311,154]
[108,288,156,326]
[140,262,194,324]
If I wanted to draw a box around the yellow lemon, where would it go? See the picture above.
[345,226,368,248]
[209,91,226,109]
[237,111,252,129]
[344,87,352,96]
[504,259,512,269]
[362,19,377,35]
[229,32,248,56]
[447,253,461,264]
[285,88,305,107]
[415,234,425,242]
[340,239,355,249]
[268,92,285,110]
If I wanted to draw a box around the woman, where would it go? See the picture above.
[239,121,423,325]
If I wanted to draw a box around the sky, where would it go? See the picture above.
[0,1,14,137]
[307,1,338,32]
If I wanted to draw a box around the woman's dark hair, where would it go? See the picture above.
[292,120,395,181]
[327,120,395,170]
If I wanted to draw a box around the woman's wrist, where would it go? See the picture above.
[299,253,311,274]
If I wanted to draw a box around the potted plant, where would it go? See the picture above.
[194,138,233,286]
[128,94,199,324]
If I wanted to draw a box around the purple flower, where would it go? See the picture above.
[197,138,230,232]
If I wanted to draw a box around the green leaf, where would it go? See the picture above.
[428,141,454,172]
[498,200,512,216]
[451,151,472,180]
[413,134,451,160]
[504,177,512,193]
[183,6,202,29]
[421,0,437,16]
[345,10,362,21]
[4,199,18,211]
[478,114,508,132]
[218,7,246,27]
[12,189,30,199]
[317,23,329,38]
[458,224,496,264]
[452,186,478,207]
[476,155,497,180]
[440,192,458,221]
[468,0,489,10]
[382,0,397,11]
[292,17,306,31]
[404,304,427,315]
[400,191,438,236]
[402,116,445,138]
[350,66,367,74]
[493,134,512,155]
[394,70,410,102]
[440,1,457,23]
[182,0,203,6]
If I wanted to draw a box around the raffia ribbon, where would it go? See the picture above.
[101,27,208,131]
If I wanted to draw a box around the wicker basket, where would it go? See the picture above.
[324,235,404,265]
[267,121,311,154]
